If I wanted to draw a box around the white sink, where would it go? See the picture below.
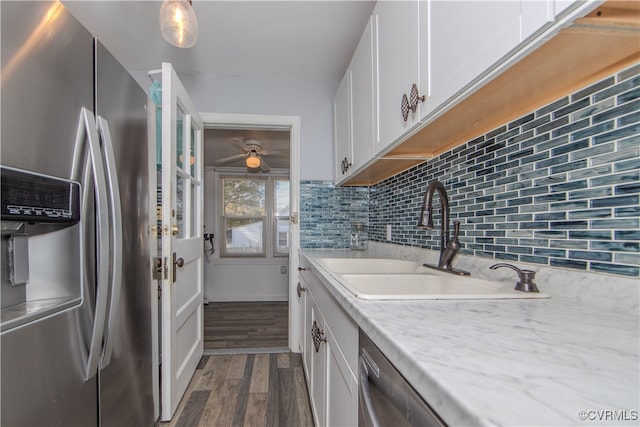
[317,258,427,274]
[337,274,549,300]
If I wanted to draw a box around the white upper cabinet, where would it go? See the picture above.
[332,0,598,185]
[334,70,352,180]
[373,0,421,155]
[350,17,376,172]
[428,1,522,111]
[554,0,580,17]
[521,0,554,41]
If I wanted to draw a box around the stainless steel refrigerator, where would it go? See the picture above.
[1,1,156,425]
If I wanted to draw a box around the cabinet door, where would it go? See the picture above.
[334,70,352,180]
[374,0,420,154]
[350,17,375,172]
[298,280,310,381]
[554,0,578,17]
[428,1,521,110]
[521,0,554,41]
[326,326,358,427]
[310,301,327,427]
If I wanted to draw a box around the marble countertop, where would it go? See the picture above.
[300,248,639,426]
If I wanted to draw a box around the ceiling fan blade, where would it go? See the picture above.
[214,153,247,166]
[259,157,271,172]
[230,138,248,152]
[260,149,287,156]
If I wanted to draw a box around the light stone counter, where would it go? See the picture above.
[299,245,639,426]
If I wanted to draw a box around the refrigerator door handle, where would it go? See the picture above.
[97,116,123,369]
[73,107,111,381]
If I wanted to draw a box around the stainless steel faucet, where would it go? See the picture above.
[418,180,469,276]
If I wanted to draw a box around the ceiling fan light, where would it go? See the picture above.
[246,152,261,169]
[160,0,198,48]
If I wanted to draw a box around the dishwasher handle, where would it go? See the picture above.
[359,355,383,427]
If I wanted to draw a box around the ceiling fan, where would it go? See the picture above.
[214,138,284,172]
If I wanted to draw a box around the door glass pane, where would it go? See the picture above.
[223,178,265,216]
[176,107,185,169]
[190,125,196,178]
[176,174,185,238]
[224,218,263,255]
[189,181,197,237]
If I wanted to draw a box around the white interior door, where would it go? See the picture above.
[160,62,204,421]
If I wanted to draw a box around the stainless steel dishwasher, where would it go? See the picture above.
[359,330,446,427]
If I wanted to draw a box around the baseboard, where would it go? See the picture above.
[205,295,289,302]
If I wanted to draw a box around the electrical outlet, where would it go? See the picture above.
[386,224,392,241]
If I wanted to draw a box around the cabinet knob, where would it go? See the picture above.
[409,83,426,113]
[296,282,306,298]
[401,93,410,122]
[402,84,426,122]
[311,320,326,352]
[341,157,352,174]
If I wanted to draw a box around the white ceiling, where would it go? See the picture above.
[63,0,376,82]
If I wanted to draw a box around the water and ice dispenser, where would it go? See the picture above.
[1,166,82,331]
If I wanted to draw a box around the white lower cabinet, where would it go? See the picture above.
[326,325,358,427]
[310,300,327,427]
[299,267,358,426]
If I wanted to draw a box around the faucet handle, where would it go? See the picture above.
[489,263,539,293]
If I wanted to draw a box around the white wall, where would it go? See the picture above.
[203,168,290,302]
[135,71,337,181]
[206,259,290,302]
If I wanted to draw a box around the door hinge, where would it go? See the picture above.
[153,257,162,280]
[290,212,299,225]
[150,225,158,237]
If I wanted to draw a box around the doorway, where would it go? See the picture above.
[200,113,301,354]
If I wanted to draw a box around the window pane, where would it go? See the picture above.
[275,217,289,254]
[223,178,265,216]
[190,125,196,177]
[275,180,290,216]
[176,107,184,169]
[189,181,197,237]
[176,174,185,238]
[225,218,263,255]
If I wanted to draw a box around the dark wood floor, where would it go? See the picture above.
[204,302,289,351]
[164,353,314,427]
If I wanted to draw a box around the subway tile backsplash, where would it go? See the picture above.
[300,180,368,248]
[302,64,640,278]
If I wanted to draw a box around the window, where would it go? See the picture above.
[222,177,266,256]
[220,176,289,257]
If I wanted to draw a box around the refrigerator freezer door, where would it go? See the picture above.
[1,2,98,426]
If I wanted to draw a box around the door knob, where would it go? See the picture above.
[172,225,180,236]
[175,257,184,268]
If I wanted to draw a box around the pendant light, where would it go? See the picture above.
[159,0,198,48]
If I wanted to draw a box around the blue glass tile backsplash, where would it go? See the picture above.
[301,65,640,277]
[300,181,368,248]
